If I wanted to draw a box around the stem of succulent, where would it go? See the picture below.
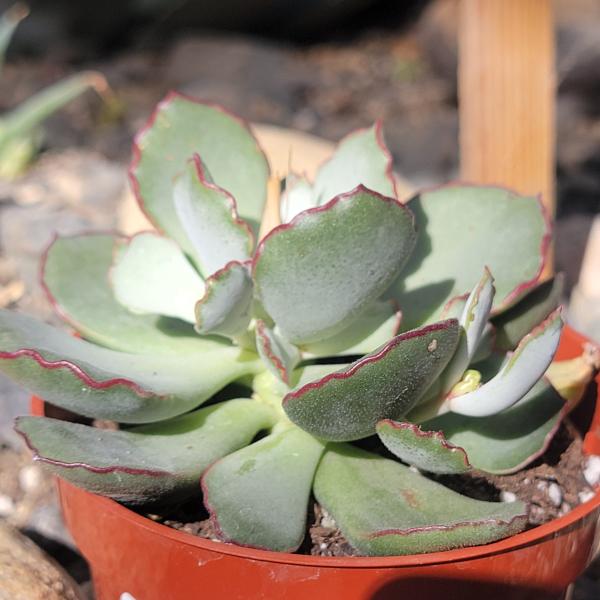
[258,175,283,241]
[251,369,289,424]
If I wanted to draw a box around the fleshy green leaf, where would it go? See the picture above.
[194,261,253,339]
[130,92,269,248]
[280,173,315,223]
[449,309,562,416]
[423,379,565,474]
[283,320,459,441]
[15,399,276,505]
[255,320,301,385]
[302,300,401,358]
[42,234,227,355]
[202,425,325,552]
[253,185,416,344]
[112,232,204,323]
[492,274,564,351]
[314,444,528,556]
[313,123,396,204]
[173,155,254,277]
[390,185,549,330]
[0,310,260,423]
[376,420,471,474]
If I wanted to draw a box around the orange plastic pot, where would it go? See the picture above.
[31,326,600,600]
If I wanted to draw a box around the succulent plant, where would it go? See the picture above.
[0,3,110,179]
[1,92,567,556]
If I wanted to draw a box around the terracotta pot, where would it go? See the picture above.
[31,326,600,600]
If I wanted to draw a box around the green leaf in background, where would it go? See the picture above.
[390,185,549,330]
[492,274,564,351]
[313,444,528,556]
[42,234,227,355]
[130,93,269,248]
[313,123,396,204]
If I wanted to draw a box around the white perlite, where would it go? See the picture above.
[579,490,595,504]
[500,490,517,503]
[547,482,563,507]
[583,455,600,487]
[0,494,15,517]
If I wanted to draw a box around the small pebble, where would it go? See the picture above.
[547,482,562,507]
[583,455,600,487]
[320,508,336,529]
[18,464,42,493]
[579,489,595,503]
[500,490,517,503]
[0,494,15,517]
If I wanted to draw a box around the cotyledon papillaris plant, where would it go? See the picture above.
[0,92,568,556]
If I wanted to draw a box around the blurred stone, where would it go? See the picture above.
[0,150,125,320]
[0,520,83,600]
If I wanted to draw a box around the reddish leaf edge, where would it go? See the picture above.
[376,419,472,471]
[283,319,458,406]
[252,183,415,280]
[409,181,552,314]
[188,153,255,253]
[14,417,172,477]
[194,259,252,333]
[128,90,271,233]
[200,460,304,553]
[255,319,294,385]
[0,348,162,399]
[365,512,528,541]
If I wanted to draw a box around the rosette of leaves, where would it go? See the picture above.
[2,92,566,556]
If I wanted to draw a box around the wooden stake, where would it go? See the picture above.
[459,0,555,272]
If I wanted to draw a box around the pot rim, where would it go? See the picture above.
[39,324,600,569]
[57,476,600,569]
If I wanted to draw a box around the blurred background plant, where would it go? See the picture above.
[0,3,112,180]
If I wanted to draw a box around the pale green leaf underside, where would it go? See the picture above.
[203,426,325,552]
[43,234,227,355]
[15,399,275,505]
[0,310,260,423]
[195,261,253,339]
[254,186,416,344]
[302,300,400,358]
[112,233,204,324]
[439,269,495,397]
[313,444,527,556]
[391,185,547,330]
[173,156,253,277]
[313,123,395,204]
[376,420,471,474]
[449,310,562,416]
[492,274,564,351]
[131,93,269,247]
[280,173,315,223]
[283,320,459,441]
[424,379,565,474]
